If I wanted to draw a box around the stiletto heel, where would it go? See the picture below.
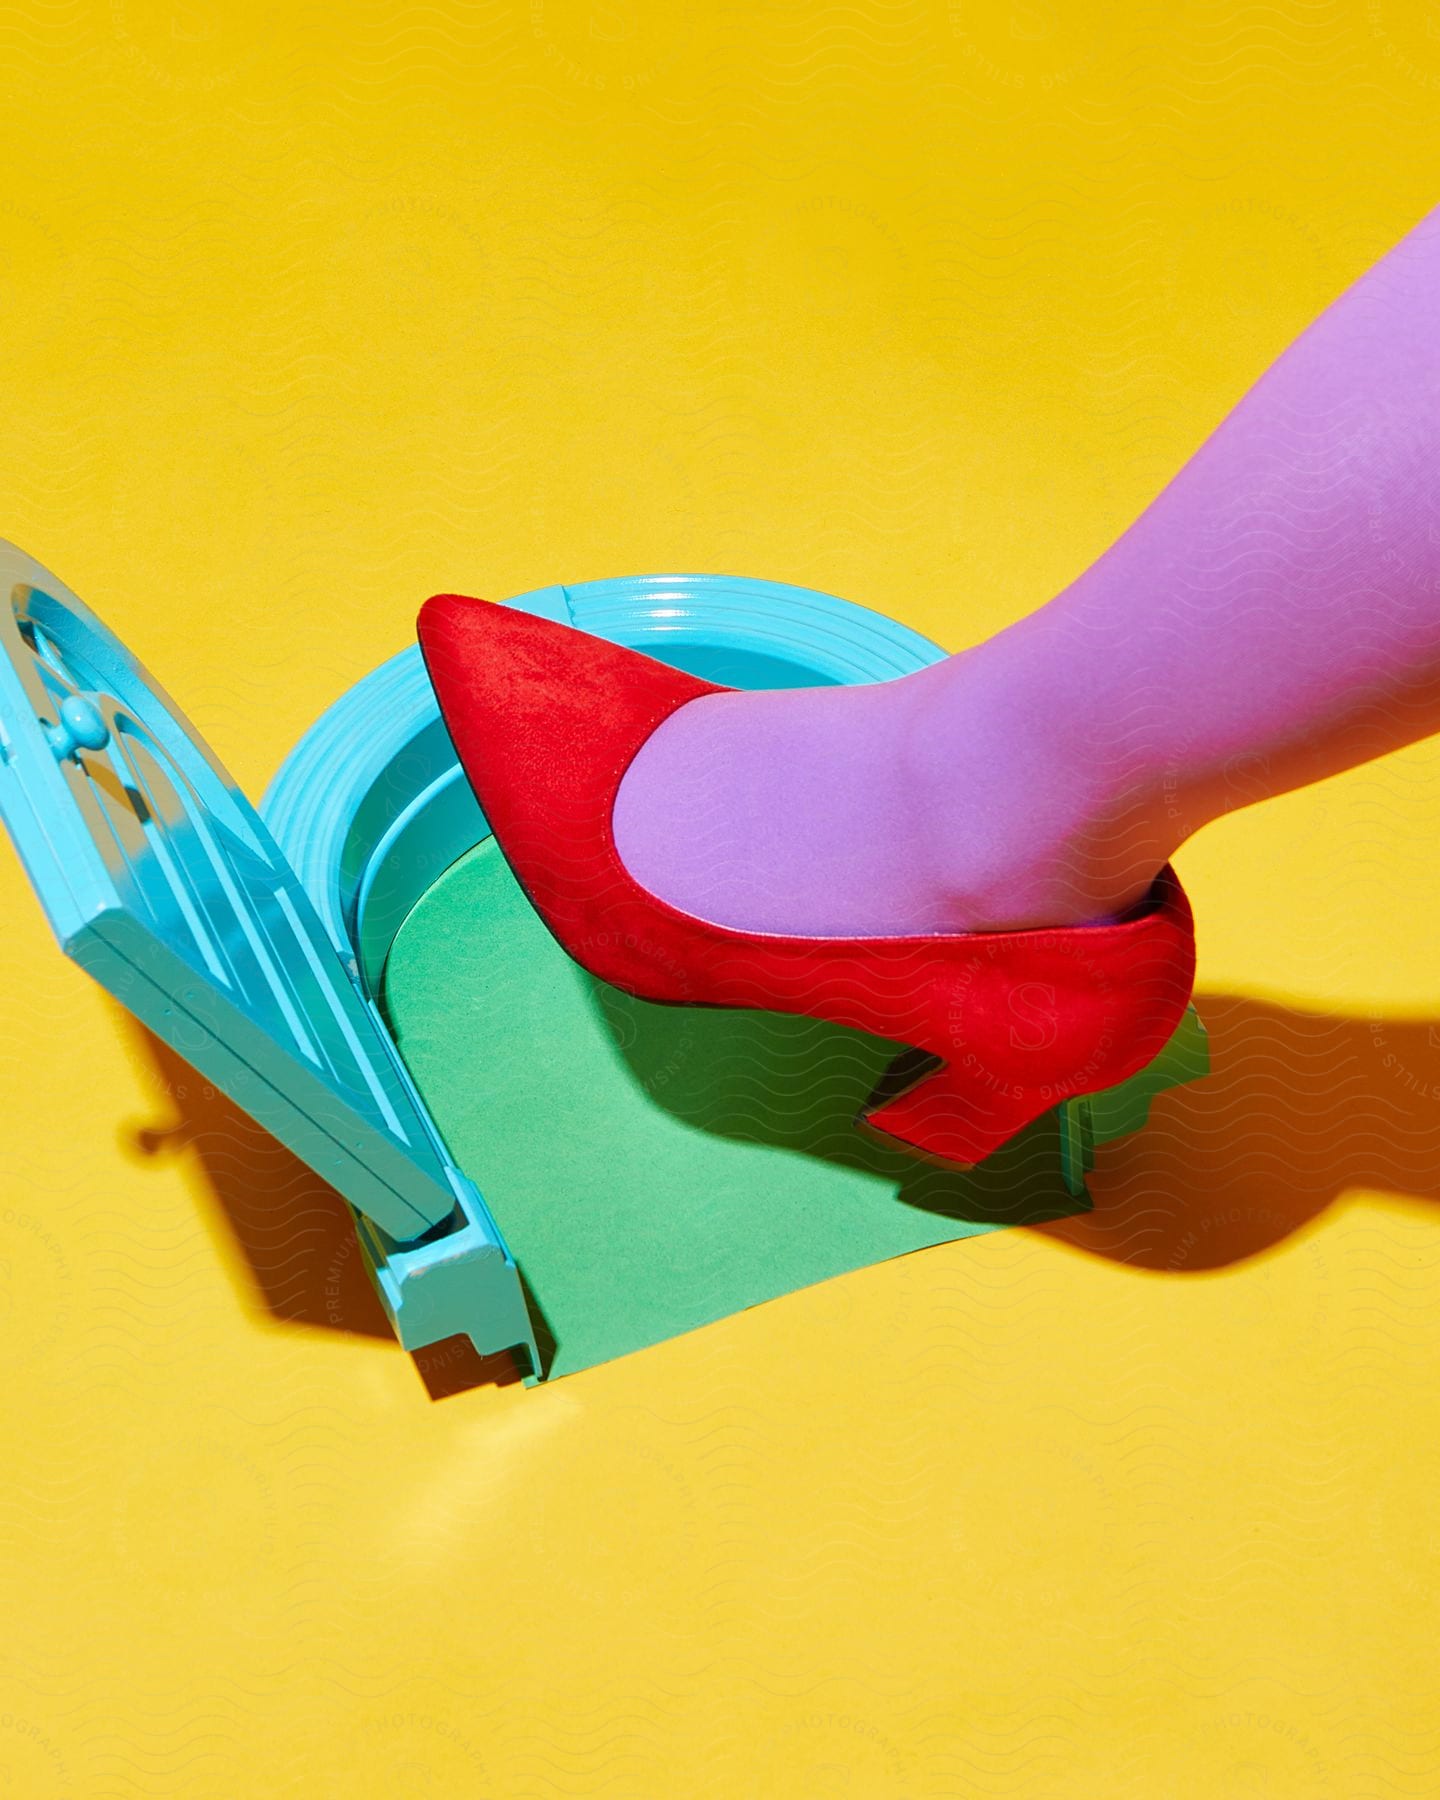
[417,593,1197,1172]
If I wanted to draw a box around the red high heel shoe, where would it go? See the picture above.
[417,594,1197,1169]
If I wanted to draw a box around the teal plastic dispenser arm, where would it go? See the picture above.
[0,542,541,1378]
[0,544,1209,1386]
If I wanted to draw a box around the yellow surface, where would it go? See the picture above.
[3,3,1440,1792]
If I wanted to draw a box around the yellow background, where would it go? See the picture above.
[4,1,1440,1792]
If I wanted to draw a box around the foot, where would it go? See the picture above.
[611,626,1175,938]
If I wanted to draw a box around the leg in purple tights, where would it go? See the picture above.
[612,204,1440,936]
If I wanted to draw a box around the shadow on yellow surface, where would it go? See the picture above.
[126,988,1440,1384]
[125,1028,528,1397]
[1034,991,1440,1272]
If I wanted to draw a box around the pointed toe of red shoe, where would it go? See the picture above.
[416,593,730,1000]
[415,590,491,684]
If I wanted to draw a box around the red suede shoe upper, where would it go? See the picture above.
[418,593,1197,1159]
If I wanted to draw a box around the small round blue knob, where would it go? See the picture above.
[46,694,111,761]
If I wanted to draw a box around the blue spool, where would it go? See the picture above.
[0,550,1208,1383]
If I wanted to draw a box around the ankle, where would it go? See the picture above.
[895,636,1176,929]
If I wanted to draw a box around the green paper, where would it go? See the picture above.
[383,840,1086,1378]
